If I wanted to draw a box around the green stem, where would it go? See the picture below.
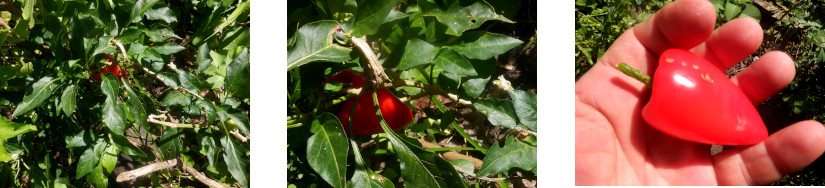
[616,63,651,86]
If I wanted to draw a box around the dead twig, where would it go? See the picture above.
[115,159,178,182]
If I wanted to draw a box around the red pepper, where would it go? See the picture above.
[328,70,413,136]
[91,54,127,82]
[641,49,767,145]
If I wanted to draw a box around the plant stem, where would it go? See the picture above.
[616,63,652,86]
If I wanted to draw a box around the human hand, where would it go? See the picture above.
[575,0,825,185]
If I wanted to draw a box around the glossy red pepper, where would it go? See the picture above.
[327,70,413,136]
[91,54,127,82]
[642,49,767,145]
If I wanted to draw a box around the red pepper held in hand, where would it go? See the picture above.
[91,54,127,82]
[328,70,413,136]
[620,49,767,145]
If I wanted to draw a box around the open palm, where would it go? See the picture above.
[575,0,825,185]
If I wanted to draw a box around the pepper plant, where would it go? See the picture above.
[0,0,249,187]
[287,0,537,187]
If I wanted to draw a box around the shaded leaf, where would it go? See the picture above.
[287,21,352,70]
[158,128,182,160]
[397,38,439,70]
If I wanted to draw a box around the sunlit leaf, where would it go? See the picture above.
[287,21,352,70]
[12,77,59,117]
[476,134,537,177]
[307,113,348,188]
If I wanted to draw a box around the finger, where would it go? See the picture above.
[730,51,796,105]
[691,17,764,70]
[712,120,825,185]
[633,0,716,55]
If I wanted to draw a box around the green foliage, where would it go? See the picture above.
[0,0,250,187]
[575,0,672,79]
[288,0,536,186]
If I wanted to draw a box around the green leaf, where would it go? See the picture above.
[99,143,119,174]
[486,0,521,20]
[473,98,518,129]
[101,75,127,135]
[75,141,103,179]
[372,92,468,187]
[508,90,537,131]
[196,43,212,73]
[287,20,352,70]
[88,163,108,188]
[129,0,161,24]
[433,48,477,76]
[177,69,202,95]
[307,113,349,188]
[450,159,474,176]
[200,134,219,169]
[145,6,178,24]
[476,134,537,177]
[212,0,249,39]
[462,76,489,99]
[222,135,249,188]
[226,48,249,100]
[157,72,180,88]
[123,81,148,127]
[59,85,77,116]
[144,24,181,42]
[158,128,182,160]
[12,77,59,117]
[65,130,90,148]
[152,42,185,55]
[351,0,397,36]
[0,140,9,162]
[738,4,761,22]
[111,134,148,159]
[348,167,395,188]
[161,91,190,107]
[0,116,37,140]
[216,105,250,137]
[724,2,742,21]
[447,31,522,60]
[420,0,514,35]
[21,0,34,21]
[397,38,439,70]
[437,72,461,94]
